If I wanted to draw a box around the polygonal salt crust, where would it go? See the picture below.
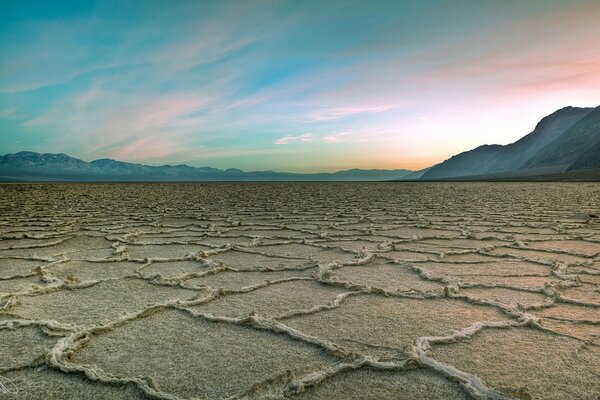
[0,237,72,250]
[330,262,444,293]
[193,280,345,318]
[293,368,468,400]
[2,182,599,398]
[12,278,198,326]
[53,236,115,253]
[225,228,311,239]
[0,235,115,259]
[430,327,600,400]
[394,242,450,253]
[352,234,405,242]
[0,226,50,233]
[334,221,378,230]
[0,366,146,399]
[296,217,352,227]
[418,215,463,222]
[460,287,548,308]
[561,284,600,304]
[318,228,367,237]
[488,247,589,265]
[578,274,600,285]
[534,302,600,321]
[48,260,141,281]
[156,217,207,227]
[572,262,600,274]
[138,260,211,278]
[437,253,507,263]
[284,295,509,358]
[470,231,514,240]
[73,309,335,399]
[198,235,256,246]
[207,250,310,270]
[459,275,558,288]
[510,233,573,241]
[316,240,386,253]
[537,318,600,340]
[187,268,316,290]
[283,223,321,231]
[379,250,433,262]
[421,238,509,250]
[526,240,600,257]
[252,243,359,264]
[103,224,159,234]
[0,258,46,277]
[135,230,208,238]
[0,325,56,369]
[380,227,461,239]
[498,227,558,235]
[567,227,600,235]
[587,261,600,271]
[415,260,550,277]
[0,276,47,294]
[128,236,206,245]
[247,238,296,247]
[126,244,213,260]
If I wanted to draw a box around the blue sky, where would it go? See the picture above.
[1,0,599,172]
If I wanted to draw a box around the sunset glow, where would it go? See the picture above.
[1,0,599,172]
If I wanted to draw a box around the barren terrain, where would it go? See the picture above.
[1,183,599,399]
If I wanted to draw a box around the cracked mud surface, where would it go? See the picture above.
[1,182,599,399]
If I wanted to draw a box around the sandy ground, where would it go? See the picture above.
[1,182,599,400]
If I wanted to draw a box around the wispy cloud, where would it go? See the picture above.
[1,0,599,171]
[275,129,398,145]
[106,136,185,162]
[275,133,315,145]
[126,94,213,131]
[0,108,18,119]
[310,105,396,121]
[323,131,352,143]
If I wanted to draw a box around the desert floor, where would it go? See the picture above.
[1,182,600,400]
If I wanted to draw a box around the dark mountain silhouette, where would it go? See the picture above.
[568,141,600,171]
[399,166,435,180]
[0,152,413,182]
[421,106,595,179]
[4,105,599,183]
[522,106,600,171]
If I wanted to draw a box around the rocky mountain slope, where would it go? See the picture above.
[522,106,600,171]
[421,106,596,179]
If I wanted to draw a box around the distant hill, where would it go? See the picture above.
[4,104,599,183]
[420,105,600,180]
[397,166,435,180]
[0,152,413,182]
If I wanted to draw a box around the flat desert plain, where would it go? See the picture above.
[1,182,600,400]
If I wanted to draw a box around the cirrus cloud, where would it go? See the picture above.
[274,133,315,145]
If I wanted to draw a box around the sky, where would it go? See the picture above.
[1,0,599,172]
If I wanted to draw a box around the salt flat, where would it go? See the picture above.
[1,182,599,399]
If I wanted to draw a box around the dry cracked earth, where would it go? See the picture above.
[1,182,600,400]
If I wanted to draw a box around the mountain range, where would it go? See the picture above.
[0,152,413,181]
[1,104,599,182]
[420,105,600,180]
